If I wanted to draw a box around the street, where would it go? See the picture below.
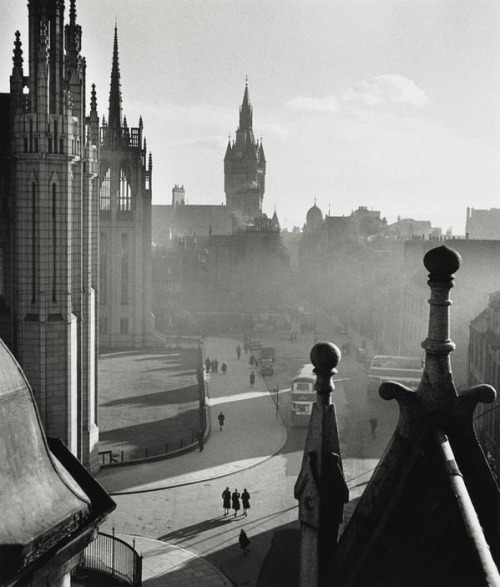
[96,333,398,586]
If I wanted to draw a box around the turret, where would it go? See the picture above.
[28,0,66,115]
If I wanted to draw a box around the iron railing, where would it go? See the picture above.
[78,530,142,586]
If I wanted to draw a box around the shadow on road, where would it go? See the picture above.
[159,516,233,543]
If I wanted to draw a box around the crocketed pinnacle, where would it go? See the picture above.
[108,24,122,129]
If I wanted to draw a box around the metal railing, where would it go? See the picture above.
[78,530,142,586]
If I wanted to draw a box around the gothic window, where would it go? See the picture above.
[31,182,36,303]
[100,168,111,210]
[121,233,129,304]
[119,167,131,211]
[51,183,57,302]
[99,232,107,305]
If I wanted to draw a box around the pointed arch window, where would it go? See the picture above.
[120,233,129,304]
[51,182,57,302]
[99,232,108,305]
[119,167,131,211]
[100,168,111,210]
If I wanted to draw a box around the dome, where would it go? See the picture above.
[306,203,323,230]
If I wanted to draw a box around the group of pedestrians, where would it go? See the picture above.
[222,487,251,517]
[205,357,227,374]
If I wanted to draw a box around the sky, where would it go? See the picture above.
[1,0,499,233]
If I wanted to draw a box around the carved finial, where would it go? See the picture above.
[139,115,143,128]
[12,31,23,71]
[424,245,461,282]
[123,115,128,128]
[148,152,153,170]
[69,0,77,25]
[90,83,97,111]
[310,342,340,404]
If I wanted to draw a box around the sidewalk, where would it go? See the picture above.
[96,336,288,586]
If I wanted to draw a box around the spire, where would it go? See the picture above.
[259,139,266,163]
[108,24,122,129]
[239,78,253,131]
[224,139,232,161]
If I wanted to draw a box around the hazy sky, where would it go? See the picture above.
[1,0,499,232]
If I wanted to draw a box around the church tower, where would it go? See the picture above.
[98,26,153,350]
[2,0,100,470]
[224,81,266,222]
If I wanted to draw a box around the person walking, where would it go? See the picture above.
[222,487,231,516]
[239,529,250,555]
[241,488,251,516]
[236,345,241,359]
[218,411,225,431]
[205,357,211,373]
[214,358,219,373]
[232,489,241,517]
[221,362,227,374]
[249,371,255,387]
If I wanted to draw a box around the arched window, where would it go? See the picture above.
[120,233,129,304]
[99,232,108,305]
[100,168,111,210]
[52,183,57,302]
[119,167,131,211]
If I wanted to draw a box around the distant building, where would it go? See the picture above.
[224,81,266,223]
[388,216,442,240]
[468,290,500,480]
[151,83,287,331]
[466,207,500,240]
[0,0,100,470]
[98,26,153,350]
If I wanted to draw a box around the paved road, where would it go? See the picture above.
[95,335,384,586]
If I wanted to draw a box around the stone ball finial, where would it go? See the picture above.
[424,245,461,277]
[310,342,341,373]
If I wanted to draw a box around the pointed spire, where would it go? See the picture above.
[259,140,266,162]
[239,78,253,131]
[12,31,23,74]
[108,24,122,129]
[224,139,232,161]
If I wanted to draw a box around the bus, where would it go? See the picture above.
[291,363,316,425]
[367,355,423,399]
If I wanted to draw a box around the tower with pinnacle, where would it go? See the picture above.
[98,25,153,350]
[0,0,100,470]
[224,81,266,222]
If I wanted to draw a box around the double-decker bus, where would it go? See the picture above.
[291,364,316,425]
[367,355,423,399]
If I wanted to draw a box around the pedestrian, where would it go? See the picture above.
[244,341,249,354]
[211,359,216,373]
[214,358,219,373]
[218,411,225,431]
[249,355,255,366]
[205,357,211,373]
[249,371,255,387]
[222,487,231,516]
[232,488,241,517]
[241,488,250,516]
[221,362,227,374]
[239,529,250,555]
[369,417,378,438]
[197,430,204,451]
[236,345,241,359]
